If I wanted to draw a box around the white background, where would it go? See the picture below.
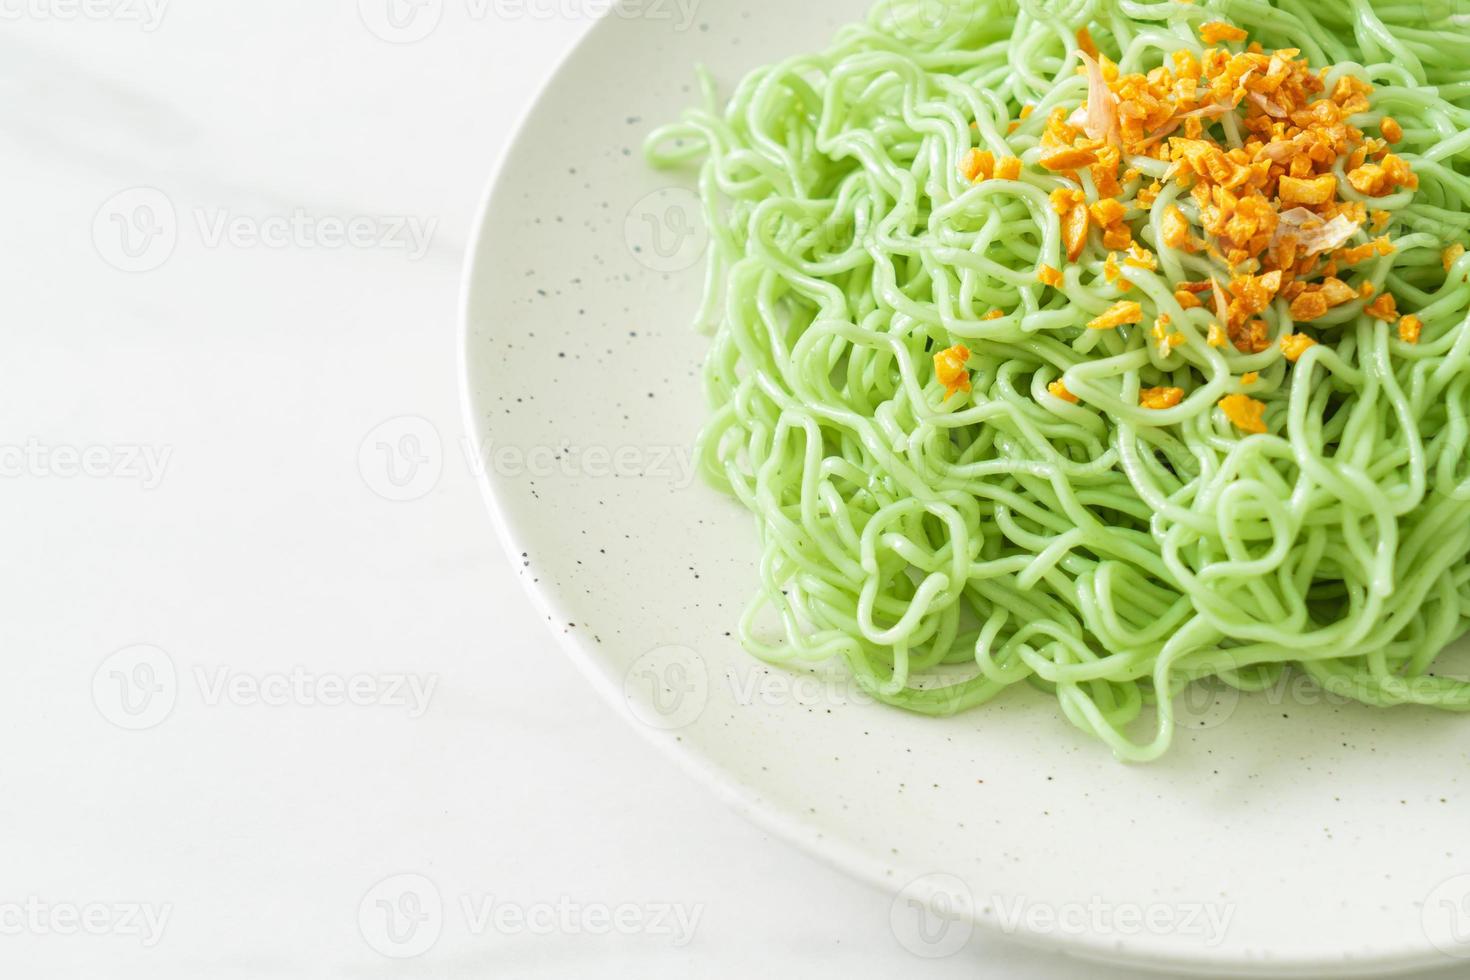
[0,1,1453,976]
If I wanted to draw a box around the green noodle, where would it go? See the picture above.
[646,0,1470,759]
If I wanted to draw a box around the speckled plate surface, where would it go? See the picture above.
[460,2,1470,974]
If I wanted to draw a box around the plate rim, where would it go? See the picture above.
[456,6,1459,976]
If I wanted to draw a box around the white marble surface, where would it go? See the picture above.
[0,3,1454,977]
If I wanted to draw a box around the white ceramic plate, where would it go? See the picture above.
[461,3,1470,974]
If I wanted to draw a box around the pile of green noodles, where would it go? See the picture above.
[646,0,1470,759]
